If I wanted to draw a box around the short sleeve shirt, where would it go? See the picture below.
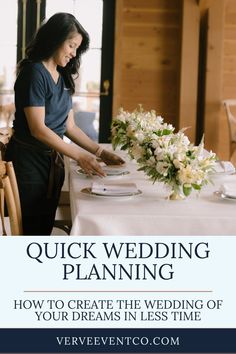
[13,62,72,147]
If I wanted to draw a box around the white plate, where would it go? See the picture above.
[76,168,130,178]
[212,161,235,176]
[214,191,236,201]
[80,187,142,198]
[212,171,235,177]
[102,165,128,174]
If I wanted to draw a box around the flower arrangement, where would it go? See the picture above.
[112,106,216,199]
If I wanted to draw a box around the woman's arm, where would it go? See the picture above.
[65,110,125,165]
[65,110,100,154]
[24,106,105,176]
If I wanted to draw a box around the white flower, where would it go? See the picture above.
[130,144,144,160]
[126,125,135,138]
[146,156,156,166]
[156,161,169,176]
[134,130,146,143]
[112,105,216,197]
[154,147,165,160]
[173,159,183,169]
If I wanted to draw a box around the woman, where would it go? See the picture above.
[6,12,124,235]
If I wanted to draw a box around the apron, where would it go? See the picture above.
[5,136,65,235]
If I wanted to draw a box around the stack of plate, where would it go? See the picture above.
[215,182,236,201]
[102,165,129,176]
[213,161,235,176]
[77,164,129,177]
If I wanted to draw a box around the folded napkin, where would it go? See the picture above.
[220,183,236,198]
[214,161,235,174]
[91,182,138,196]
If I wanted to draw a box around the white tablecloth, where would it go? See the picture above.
[69,147,236,236]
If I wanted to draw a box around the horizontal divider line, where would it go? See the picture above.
[24,290,213,293]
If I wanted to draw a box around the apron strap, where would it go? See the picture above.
[47,150,65,199]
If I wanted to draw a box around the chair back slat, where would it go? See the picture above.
[0,161,22,236]
[0,188,7,235]
[222,100,236,158]
[6,162,23,233]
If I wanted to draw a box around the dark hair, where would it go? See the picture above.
[17,12,90,94]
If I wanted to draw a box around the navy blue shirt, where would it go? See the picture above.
[13,62,72,148]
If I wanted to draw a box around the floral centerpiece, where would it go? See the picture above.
[112,106,216,199]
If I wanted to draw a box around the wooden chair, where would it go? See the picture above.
[0,160,72,236]
[222,99,236,159]
[0,103,15,129]
[0,103,14,160]
[0,161,23,235]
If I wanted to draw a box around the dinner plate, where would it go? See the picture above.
[76,168,130,177]
[80,187,142,198]
[214,191,236,201]
[212,161,235,176]
[212,171,235,177]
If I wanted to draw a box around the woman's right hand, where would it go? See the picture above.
[77,152,106,177]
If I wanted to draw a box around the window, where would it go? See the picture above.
[0,0,17,101]
[46,0,103,141]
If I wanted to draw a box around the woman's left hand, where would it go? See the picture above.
[100,149,125,165]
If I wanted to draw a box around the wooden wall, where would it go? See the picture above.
[113,0,200,143]
[222,0,236,161]
[201,0,224,155]
[113,0,182,128]
[223,0,236,99]
[201,0,236,160]
[113,0,236,160]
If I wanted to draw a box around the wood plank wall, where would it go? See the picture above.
[223,0,236,99]
[113,0,236,160]
[202,0,236,160]
[113,0,182,127]
[222,0,236,161]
